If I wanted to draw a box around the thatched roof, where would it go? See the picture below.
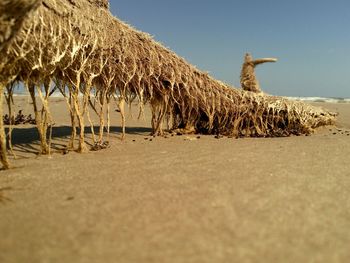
[0,0,336,168]
[0,0,40,54]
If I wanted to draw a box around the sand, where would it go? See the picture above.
[0,97,350,263]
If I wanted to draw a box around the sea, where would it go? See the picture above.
[9,84,350,104]
[284,97,350,104]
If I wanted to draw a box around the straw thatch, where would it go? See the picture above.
[0,0,336,169]
[240,53,277,93]
[0,0,40,54]
[1,0,42,168]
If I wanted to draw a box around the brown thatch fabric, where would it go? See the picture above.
[240,53,277,93]
[0,0,336,168]
[0,0,40,54]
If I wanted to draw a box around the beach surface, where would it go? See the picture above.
[1,97,350,263]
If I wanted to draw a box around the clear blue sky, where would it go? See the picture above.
[110,0,350,98]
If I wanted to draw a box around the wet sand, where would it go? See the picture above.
[1,97,350,263]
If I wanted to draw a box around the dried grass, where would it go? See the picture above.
[0,0,336,169]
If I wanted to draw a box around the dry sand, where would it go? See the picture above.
[0,97,350,263]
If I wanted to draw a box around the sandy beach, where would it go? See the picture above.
[1,97,350,263]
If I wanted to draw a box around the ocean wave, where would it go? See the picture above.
[13,92,64,98]
[285,96,350,104]
[13,92,350,103]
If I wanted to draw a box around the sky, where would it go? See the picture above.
[109,0,350,98]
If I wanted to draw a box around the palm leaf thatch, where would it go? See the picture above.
[0,0,336,169]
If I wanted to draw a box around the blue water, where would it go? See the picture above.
[11,82,350,103]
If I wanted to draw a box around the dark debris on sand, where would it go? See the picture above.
[90,141,110,151]
[3,110,36,125]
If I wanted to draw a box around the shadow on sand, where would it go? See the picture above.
[5,125,153,155]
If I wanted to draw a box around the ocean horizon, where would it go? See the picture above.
[11,90,350,104]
